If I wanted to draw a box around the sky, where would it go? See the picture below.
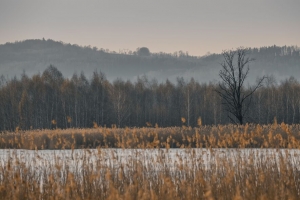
[0,0,299,56]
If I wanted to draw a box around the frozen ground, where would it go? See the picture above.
[1,148,300,172]
[1,148,300,190]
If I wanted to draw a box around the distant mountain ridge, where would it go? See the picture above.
[0,39,299,84]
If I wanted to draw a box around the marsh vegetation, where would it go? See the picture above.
[1,124,300,199]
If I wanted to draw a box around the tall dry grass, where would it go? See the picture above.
[1,123,300,149]
[0,148,300,199]
[0,123,300,199]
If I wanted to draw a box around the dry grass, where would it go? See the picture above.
[1,148,300,199]
[1,123,300,149]
[1,123,300,199]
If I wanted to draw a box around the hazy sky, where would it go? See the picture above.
[0,0,299,56]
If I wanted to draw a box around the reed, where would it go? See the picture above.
[1,123,300,149]
[0,123,300,199]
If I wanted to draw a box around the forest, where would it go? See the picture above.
[0,65,300,131]
[0,39,300,83]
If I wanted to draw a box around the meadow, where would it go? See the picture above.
[1,123,300,149]
[1,123,300,199]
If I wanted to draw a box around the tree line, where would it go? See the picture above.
[0,65,300,131]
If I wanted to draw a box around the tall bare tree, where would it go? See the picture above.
[216,48,265,124]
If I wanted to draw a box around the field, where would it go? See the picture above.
[1,123,300,149]
[1,123,300,199]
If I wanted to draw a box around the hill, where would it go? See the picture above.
[0,39,299,83]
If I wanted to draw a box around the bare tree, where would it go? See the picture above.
[216,48,265,125]
[110,79,132,127]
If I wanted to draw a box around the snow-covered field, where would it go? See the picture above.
[1,148,300,173]
[1,148,300,196]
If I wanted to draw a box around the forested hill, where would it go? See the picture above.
[0,39,299,83]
